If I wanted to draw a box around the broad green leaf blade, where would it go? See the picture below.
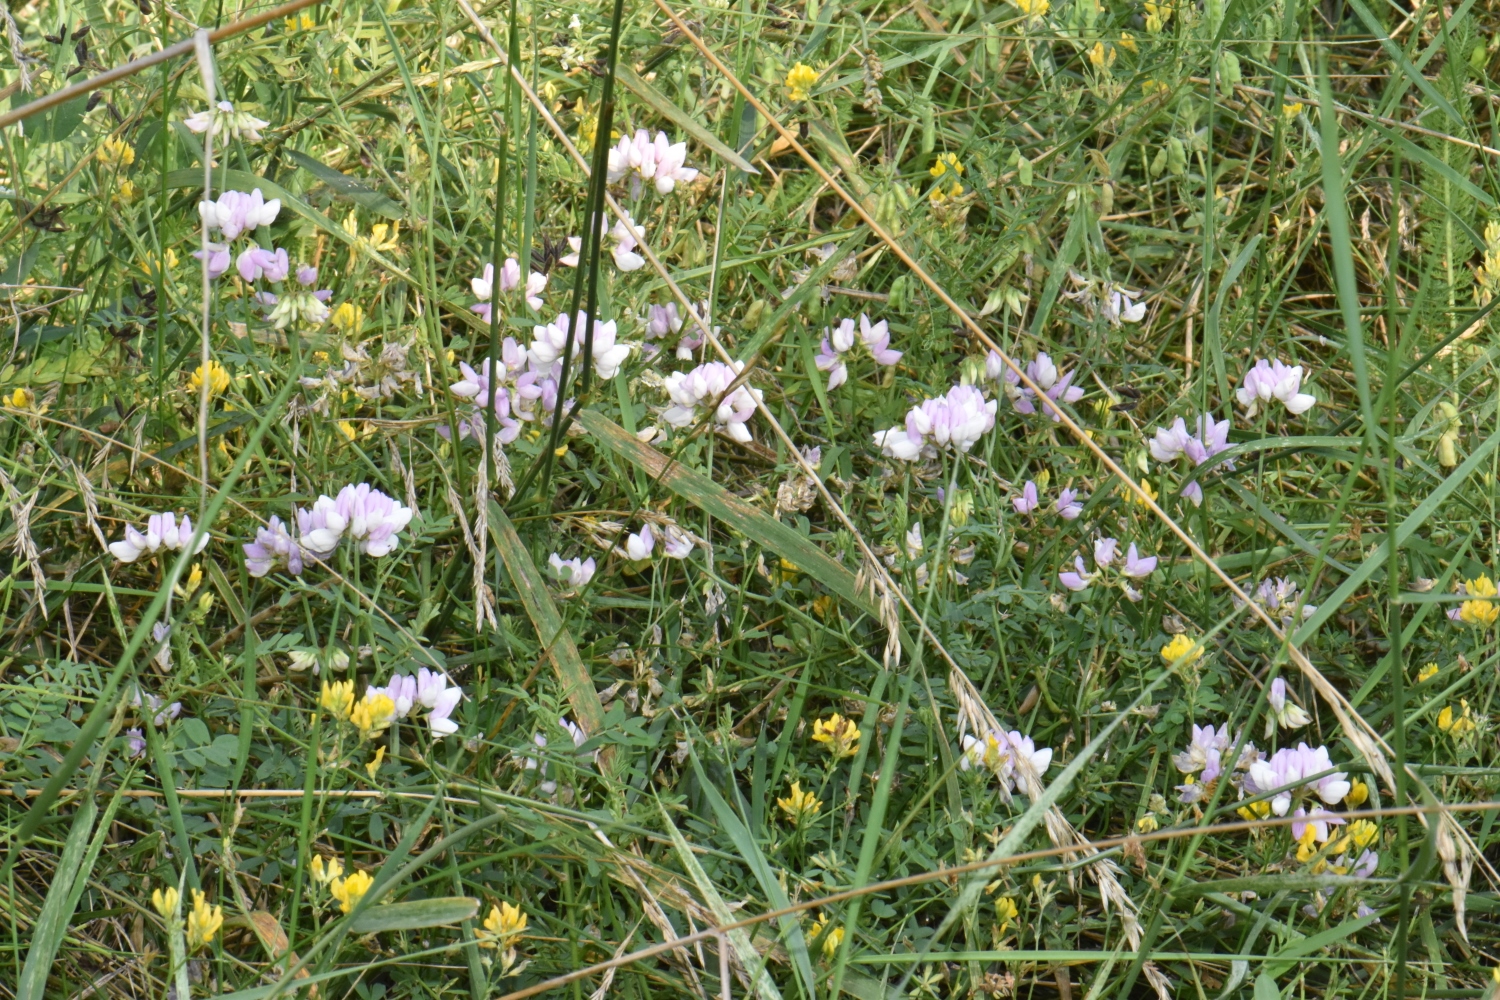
[617,65,758,174]
[283,149,404,218]
[1263,913,1379,979]
[348,897,480,934]
[17,797,96,1000]
[487,501,608,737]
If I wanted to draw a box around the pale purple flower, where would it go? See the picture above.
[243,515,302,577]
[646,303,682,340]
[109,512,209,562]
[959,728,1053,797]
[444,357,522,444]
[623,524,655,560]
[1265,676,1312,736]
[1291,806,1345,843]
[1183,414,1231,466]
[1172,722,1234,774]
[1150,417,1193,463]
[661,360,763,443]
[530,311,631,382]
[1104,288,1146,325]
[1182,481,1204,507]
[1055,487,1083,520]
[548,553,596,587]
[662,524,696,559]
[607,129,699,197]
[872,425,924,461]
[237,245,289,283]
[1121,543,1157,578]
[296,264,319,286]
[999,352,1085,420]
[333,483,415,558]
[608,214,647,272]
[198,188,280,240]
[1058,555,1093,591]
[296,495,348,557]
[859,314,902,365]
[1013,481,1040,515]
[193,242,232,279]
[906,384,997,453]
[1236,358,1317,417]
[1094,537,1119,568]
[368,674,419,718]
[151,621,172,670]
[815,337,848,390]
[415,668,462,738]
[1245,743,1350,816]
[1355,902,1378,919]
[1246,577,1318,628]
[125,727,146,759]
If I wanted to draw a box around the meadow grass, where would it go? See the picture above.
[0,0,1498,996]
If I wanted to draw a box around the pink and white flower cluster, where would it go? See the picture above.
[472,257,547,322]
[1237,576,1318,630]
[1012,480,1085,520]
[873,384,997,461]
[989,351,1083,421]
[109,511,211,563]
[183,101,269,142]
[243,483,416,577]
[1172,722,1258,804]
[1236,358,1316,418]
[548,553,596,588]
[644,301,706,360]
[1058,536,1158,600]
[960,727,1054,800]
[1149,413,1232,506]
[561,213,648,272]
[1244,742,1351,816]
[619,521,697,561]
[365,668,463,739]
[814,314,902,390]
[606,129,699,197]
[661,361,763,443]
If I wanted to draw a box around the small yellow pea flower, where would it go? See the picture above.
[1160,634,1202,667]
[785,63,818,102]
[777,781,822,827]
[1345,819,1379,851]
[152,886,180,918]
[1417,662,1439,683]
[97,137,135,167]
[1458,575,1499,626]
[186,889,222,950]
[478,901,528,948]
[1088,41,1115,69]
[1144,0,1172,31]
[1282,102,1304,119]
[320,679,355,717]
[1118,32,1138,52]
[330,870,375,913]
[190,360,231,396]
[810,713,861,758]
[310,854,344,886]
[1136,813,1159,833]
[331,301,365,336]
[349,692,396,740]
[930,152,964,179]
[284,12,316,30]
[1438,700,1477,735]
[1011,0,1050,23]
[809,913,844,958]
[118,178,140,200]
[366,745,385,780]
[995,896,1019,934]
[1237,799,1271,822]
[1344,779,1369,808]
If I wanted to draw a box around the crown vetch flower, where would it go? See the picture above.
[661,361,763,443]
[193,242,232,279]
[1055,487,1084,520]
[1265,677,1312,737]
[237,245,290,283]
[415,668,463,737]
[333,483,415,558]
[1245,743,1350,816]
[109,512,210,562]
[472,258,547,320]
[198,188,280,240]
[1236,358,1317,417]
[995,351,1084,420]
[811,713,861,758]
[243,515,302,577]
[548,553,596,587]
[296,495,348,557]
[606,129,700,197]
[530,311,632,382]
[183,101,269,142]
[1013,480,1040,515]
[859,314,902,365]
[623,524,655,560]
[907,384,997,453]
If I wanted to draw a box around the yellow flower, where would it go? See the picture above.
[1237,799,1271,822]
[1088,41,1116,69]
[1160,634,1202,667]
[366,745,385,780]
[1144,0,1172,31]
[1118,32,1137,52]
[1417,662,1439,683]
[809,913,844,959]
[186,889,222,950]
[349,691,396,740]
[1344,779,1369,808]
[97,137,135,167]
[310,855,344,886]
[337,420,358,442]
[1345,819,1379,852]
[478,901,528,948]
[777,781,823,827]
[1122,477,1157,506]
[367,222,400,254]
[1011,0,1050,22]
[1294,823,1319,863]
[152,886,180,918]
[330,870,375,913]
[811,713,861,758]
[190,360,231,396]
[995,896,1019,934]
[1142,79,1170,96]
[1136,813,1159,833]
[1438,700,1477,735]
[785,63,819,101]
[331,302,365,336]
[285,11,316,30]
[118,178,139,200]
[6,387,42,412]
[320,679,354,717]
[1458,574,1500,626]
[1282,102,1304,119]
[140,248,178,278]
[930,153,964,179]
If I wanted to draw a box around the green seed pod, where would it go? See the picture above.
[889,274,909,311]
[1018,155,1034,186]
[920,102,936,155]
[1097,181,1114,216]
[1150,147,1168,177]
[1217,51,1242,97]
[1167,136,1188,176]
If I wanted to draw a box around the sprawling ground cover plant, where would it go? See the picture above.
[1,0,1500,995]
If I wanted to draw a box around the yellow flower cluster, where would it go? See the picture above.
[1160,634,1202,667]
[1144,0,1172,31]
[1010,0,1049,24]
[995,896,1019,934]
[332,301,365,336]
[809,913,844,958]
[929,153,964,204]
[1438,699,1477,735]
[1477,222,1500,305]
[478,901,528,949]
[350,691,397,740]
[330,869,375,913]
[321,679,355,716]
[190,359,231,397]
[811,713,861,758]
[785,64,818,102]
[97,137,135,168]
[776,781,822,826]
[186,889,223,950]
[1458,574,1499,627]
